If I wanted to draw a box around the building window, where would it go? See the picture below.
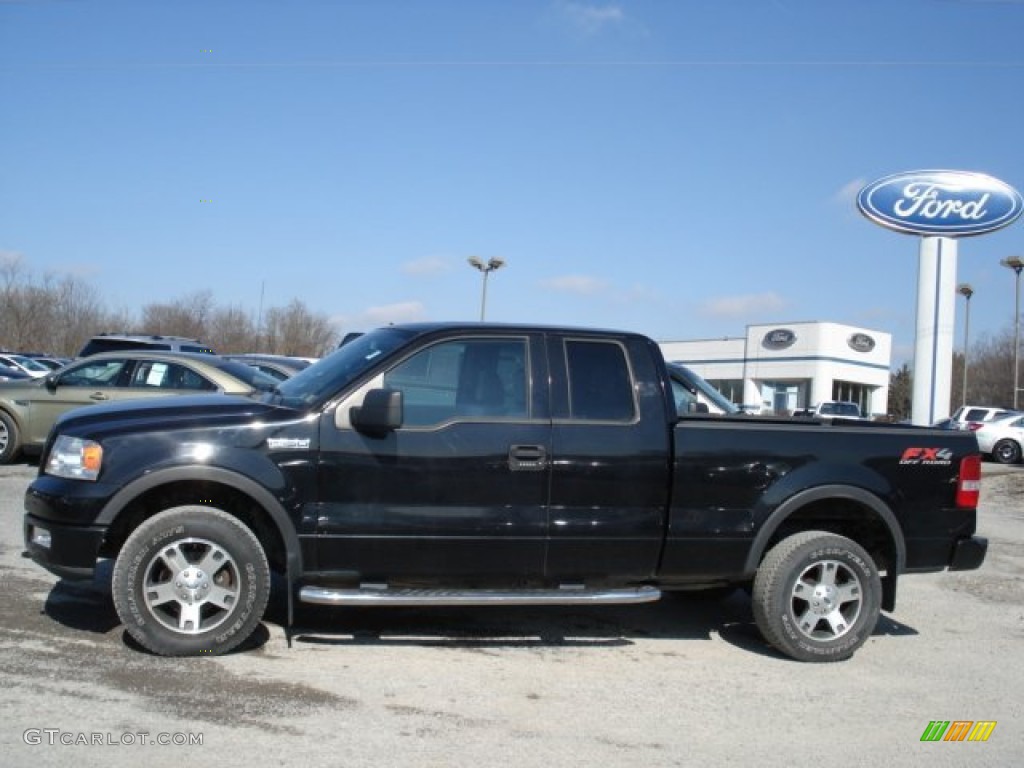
[705,379,743,405]
[761,380,810,415]
[832,380,872,415]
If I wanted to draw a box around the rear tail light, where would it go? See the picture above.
[966,422,984,432]
[956,454,982,508]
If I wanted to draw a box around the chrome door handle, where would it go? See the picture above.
[509,444,547,471]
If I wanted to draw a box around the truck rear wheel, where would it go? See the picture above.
[112,506,271,657]
[752,531,881,662]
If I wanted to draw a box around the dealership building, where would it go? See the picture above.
[658,321,892,417]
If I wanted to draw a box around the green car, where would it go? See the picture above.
[0,351,278,464]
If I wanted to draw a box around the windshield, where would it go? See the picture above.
[212,359,281,394]
[266,327,416,409]
[8,355,49,373]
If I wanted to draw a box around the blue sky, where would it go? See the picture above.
[2,0,1024,365]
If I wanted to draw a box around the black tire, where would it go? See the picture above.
[992,438,1022,465]
[0,410,21,465]
[112,506,271,657]
[752,531,881,662]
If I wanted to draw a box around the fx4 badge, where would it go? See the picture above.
[900,447,954,465]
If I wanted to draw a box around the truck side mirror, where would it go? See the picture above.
[350,388,403,435]
[688,401,709,414]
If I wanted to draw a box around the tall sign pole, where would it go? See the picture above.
[912,236,958,425]
[858,170,1023,425]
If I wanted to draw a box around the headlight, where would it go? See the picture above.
[45,435,103,481]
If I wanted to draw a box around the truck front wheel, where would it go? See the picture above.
[112,506,271,657]
[752,531,881,662]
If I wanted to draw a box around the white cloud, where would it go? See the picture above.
[555,1,626,35]
[699,292,787,318]
[835,177,867,206]
[401,256,449,277]
[331,301,427,331]
[540,274,609,295]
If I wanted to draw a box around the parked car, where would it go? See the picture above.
[974,412,1024,464]
[0,353,52,378]
[23,355,73,370]
[0,351,278,464]
[223,354,312,381]
[949,404,1018,432]
[0,364,31,382]
[667,362,740,415]
[792,401,864,419]
[77,333,216,357]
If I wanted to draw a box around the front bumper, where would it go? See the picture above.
[23,514,106,580]
[949,535,988,571]
[22,475,117,581]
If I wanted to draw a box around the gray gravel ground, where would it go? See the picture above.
[1,461,1021,767]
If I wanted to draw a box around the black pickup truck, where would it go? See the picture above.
[23,322,987,662]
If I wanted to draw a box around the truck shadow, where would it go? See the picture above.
[286,590,919,660]
[38,576,918,660]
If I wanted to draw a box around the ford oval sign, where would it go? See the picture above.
[857,170,1023,236]
[848,333,875,353]
[762,328,796,350]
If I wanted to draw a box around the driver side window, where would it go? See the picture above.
[383,338,528,427]
[58,359,127,387]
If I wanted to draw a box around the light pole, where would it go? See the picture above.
[1001,256,1024,409]
[467,257,505,321]
[957,283,974,407]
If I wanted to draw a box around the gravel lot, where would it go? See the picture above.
[1,460,1021,767]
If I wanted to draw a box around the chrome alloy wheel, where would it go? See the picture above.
[142,537,241,634]
[788,559,863,641]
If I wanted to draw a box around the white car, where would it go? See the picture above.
[0,354,50,379]
[950,404,1018,431]
[792,401,864,419]
[974,413,1024,464]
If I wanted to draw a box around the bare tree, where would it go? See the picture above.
[0,253,35,351]
[960,328,1016,408]
[48,276,111,355]
[139,291,216,341]
[262,299,337,357]
[208,305,258,353]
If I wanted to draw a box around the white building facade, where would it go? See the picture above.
[659,321,892,417]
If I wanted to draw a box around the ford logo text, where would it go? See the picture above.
[857,170,1023,236]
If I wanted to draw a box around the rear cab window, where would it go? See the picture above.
[563,339,636,422]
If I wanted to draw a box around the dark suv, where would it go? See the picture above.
[77,334,216,357]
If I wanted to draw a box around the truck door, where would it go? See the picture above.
[544,334,672,583]
[315,333,552,583]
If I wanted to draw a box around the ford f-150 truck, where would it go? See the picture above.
[23,323,987,662]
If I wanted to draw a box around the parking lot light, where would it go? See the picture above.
[467,257,506,321]
[957,283,974,407]
[1000,256,1024,409]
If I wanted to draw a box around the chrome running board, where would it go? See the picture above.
[298,584,662,607]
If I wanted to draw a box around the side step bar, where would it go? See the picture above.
[299,584,662,607]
